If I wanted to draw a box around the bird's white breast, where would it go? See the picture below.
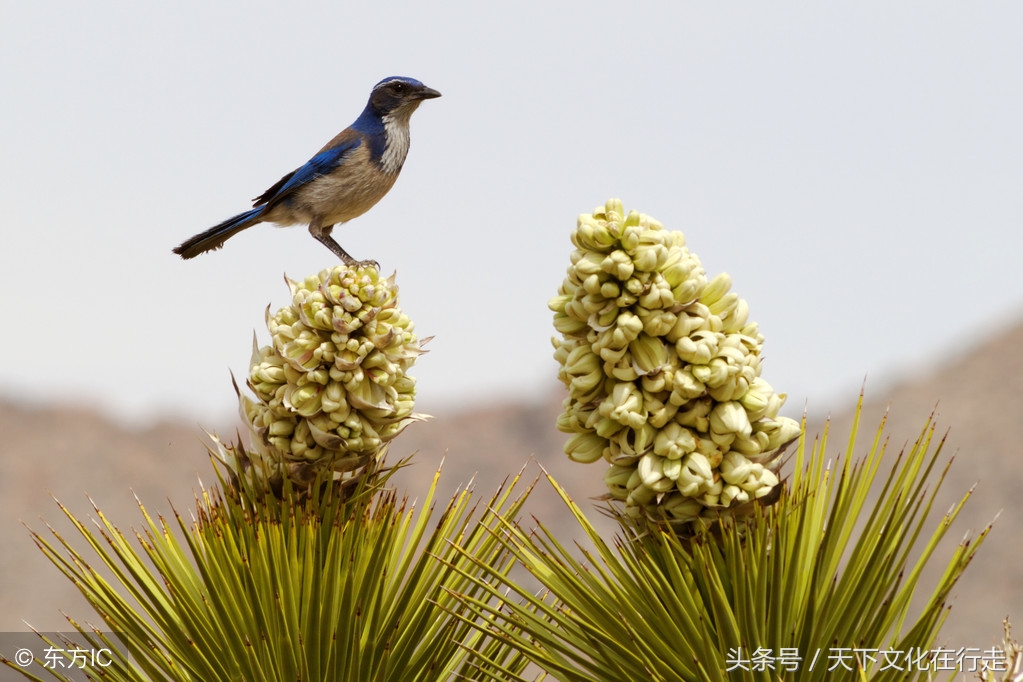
[380,110,414,175]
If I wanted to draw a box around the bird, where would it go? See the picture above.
[173,76,441,264]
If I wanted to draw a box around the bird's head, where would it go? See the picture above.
[367,76,442,120]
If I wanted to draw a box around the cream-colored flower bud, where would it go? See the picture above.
[641,370,670,397]
[589,302,617,329]
[604,465,632,488]
[620,224,642,252]
[710,401,753,439]
[601,250,635,281]
[252,361,286,387]
[553,312,588,336]
[676,330,721,366]
[676,397,712,432]
[570,370,605,402]
[572,250,607,278]
[264,418,292,438]
[756,415,801,451]
[707,292,739,318]
[631,242,669,272]
[729,432,765,456]
[707,376,750,403]
[637,308,677,338]
[699,477,724,506]
[669,367,705,404]
[700,272,732,307]
[638,452,665,488]
[653,422,696,460]
[606,310,644,350]
[629,333,669,376]
[692,357,732,389]
[661,456,683,481]
[600,280,621,299]
[604,465,632,500]
[678,453,713,493]
[278,327,331,371]
[627,484,658,507]
[644,391,678,428]
[664,262,706,304]
[649,476,676,493]
[267,305,300,340]
[600,381,646,429]
[701,313,724,334]
[637,275,676,310]
[572,215,616,252]
[752,469,781,498]
[762,391,786,420]
[333,336,374,371]
[614,291,638,309]
[556,401,584,434]
[581,273,604,297]
[603,199,626,222]
[616,422,655,457]
[283,381,324,418]
[622,272,651,297]
[738,377,773,420]
[591,415,627,440]
[565,431,608,464]
[721,298,751,334]
[720,484,750,507]
[564,343,601,378]
[249,351,287,402]
[720,451,754,485]
[661,495,704,522]
[605,355,640,382]
[695,442,724,470]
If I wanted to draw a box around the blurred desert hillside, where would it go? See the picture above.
[1,319,1021,655]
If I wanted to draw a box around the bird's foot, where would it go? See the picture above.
[348,258,381,271]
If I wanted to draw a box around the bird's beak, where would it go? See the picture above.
[415,86,442,100]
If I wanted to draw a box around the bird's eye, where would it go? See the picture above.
[391,82,407,94]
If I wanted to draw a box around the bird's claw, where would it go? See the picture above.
[349,258,381,271]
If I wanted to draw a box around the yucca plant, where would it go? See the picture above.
[449,399,991,680]
[11,463,536,681]
[441,199,993,680]
[2,264,538,681]
[3,205,998,682]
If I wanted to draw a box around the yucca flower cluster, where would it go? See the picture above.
[215,264,428,491]
[550,199,800,526]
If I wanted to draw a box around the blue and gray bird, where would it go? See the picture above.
[173,76,441,264]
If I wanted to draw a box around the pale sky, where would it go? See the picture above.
[2,3,1021,424]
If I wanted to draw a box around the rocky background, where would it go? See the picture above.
[1,320,1020,655]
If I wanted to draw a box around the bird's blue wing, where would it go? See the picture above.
[252,136,363,207]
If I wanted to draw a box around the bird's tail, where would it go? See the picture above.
[173,207,265,259]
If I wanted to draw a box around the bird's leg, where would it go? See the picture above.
[308,222,380,269]
[309,222,355,264]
